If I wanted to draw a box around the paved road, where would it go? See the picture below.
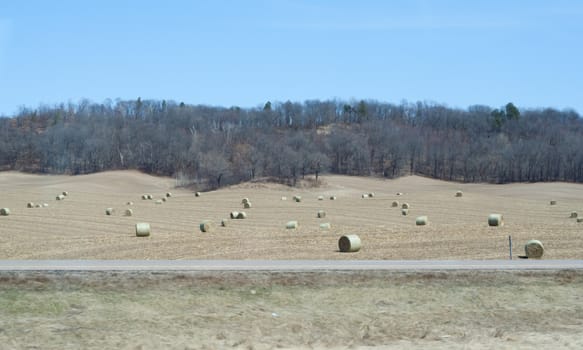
[1,260,583,271]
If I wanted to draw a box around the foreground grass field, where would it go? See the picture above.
[1,171,583,259]
[0,270,582,349]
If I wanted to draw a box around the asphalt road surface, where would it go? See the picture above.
[1,260,583,271]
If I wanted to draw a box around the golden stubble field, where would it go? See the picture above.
[1,170,583,259]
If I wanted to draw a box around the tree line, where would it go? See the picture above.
[1,98,582,189]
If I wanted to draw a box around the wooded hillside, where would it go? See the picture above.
[1,98,582,188]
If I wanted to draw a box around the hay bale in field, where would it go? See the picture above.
[161,197,167,202]
[338,234,361,253]
[550,200,557,205]
[1,208,10,216]
[35,204,42,208]
[455,191,463,197]
[317,195,324,201]
[319,223,331,229]
[124,209,133,217]
[396,192,403,196]
[577,218,583,223]
[230,211,239,219]
[27,202,35,208]
[281,196,287,201]
[329,196,337,200]
[488,214,503,227]
[361,193,369,199]
[244,202,252,209]
[142,194,148,200]
[199,220,212,233]
[570,211,578,218]
[368,192,375,198]
[62,191,68,196]
[195,192,201,197]
[416,216,428,226]
[56,194,65,201]
[237,212,247,219]
[286,220,299,229]
[391,201,399,207]
[221,219,228,227]
[155,199,163,205]
[105,208,114,216]
[242,198,250,204]
[401,203,410,209]
[401,208,409,216]
[166,192,172,198]
[293,195,302,202]
[42,203,48,207]
[524,240,544,259]
[317,210,326,218]
[127,201,134,206]
[135,223,151,237]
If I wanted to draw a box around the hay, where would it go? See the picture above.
[105,208,114,216]
[396,192,403,196]
[221,219,228,227]
[317,196,324,201]
[42,203,48,207]
[550,200,557,205]
[361,194,369,199]
[135,223,151,237]
[368,192,375,198]
[570,211,578,218]
[127,201,134,206]
[577,218,583,223]
[124,209,133,217]
[329,196,337,200]
[237,212,247,219]
[199,220,212,233]
[166,192,172,198]
[195,192,201,197]
[319,223,331,229]
[27,202,35,208]
[524,239,544,259]
[401,203,410,209]
[244,202,252,209]
[161,197,167,202]
[242,198,250,204]
[338,234,361,253]
[147,194,153,200]
[286,220,299,229]
[34,204,42,208]
[488,214,504,227]
[455,191,463,197]
[56,194,65,200]
[317,210,326,218]
[155,199,163,205]
[1,208,10,216]
[293,195,302,202]
[401,208,409,216]
[391,201,399,207]
[230,211,239,219]
[142,195,148,200]
[281,196,287,201]
[62,191,68,196]
[416,216,428,226]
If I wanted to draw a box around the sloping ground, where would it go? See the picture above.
[1,171,582,259]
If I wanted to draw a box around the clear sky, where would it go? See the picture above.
[0,0,582,116]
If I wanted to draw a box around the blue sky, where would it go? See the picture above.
[0,0,582,116]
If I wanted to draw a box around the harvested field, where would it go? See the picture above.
[1,171,583,259]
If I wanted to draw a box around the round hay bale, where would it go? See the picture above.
[338,234,361,253]
[27,202,35,208]
[161,197,167,202]
[195,192,201,197]
[524,240,544,259]
[166,192,172,198]
[62,191,68,196]
[570,211,578,218]
[391,201,399,208]
[230,211,239,219]
[329,196,337,200]
[396,192,403,196]
[293,195,302,202]
[317,210,326,218]
[401,203,410,209]
[577,218,583,223]
[42,203,48,207]
[135,223,151,237]
[244,202,252,209]
[35,204,42,208]
[142,195,148,200]
[488,214,504,227]
[401,208,409,216]
[550,200,557,205]
[126,201,134,206]
[286,220,299,229]
[155,199,163,205]
[317,195,324,201]
[221,219,228,227]
[281,196,287,201]
[416,216,428,226]
[319,222,331,229]
[361,193,369,199]
[237,212,247,219]
[199,220,212,233]
[147,194,153,200]
[105,208,114,216]
[368,192,375,198]
[124,209,133,217]
[56,194,65,201]
[1,208,10,216]
[242,198,250,204]
[455,191,463,197]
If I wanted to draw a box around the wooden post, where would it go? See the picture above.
[509,235,513,260]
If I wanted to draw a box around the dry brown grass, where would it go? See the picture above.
[1,171,583,259]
